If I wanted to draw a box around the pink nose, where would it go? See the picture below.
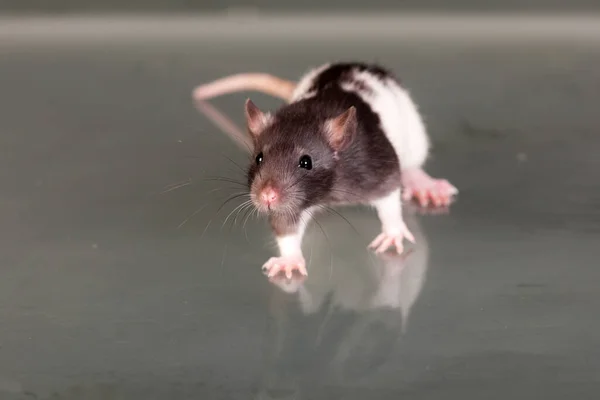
[260,187,279,206]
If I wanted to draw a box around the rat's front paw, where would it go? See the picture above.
[262,255,307,279]
[368,224,415,255]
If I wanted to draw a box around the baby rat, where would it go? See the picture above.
[193,62,458,278]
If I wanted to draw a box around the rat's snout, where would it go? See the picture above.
[259,186,279,207]
[251,174,292,214]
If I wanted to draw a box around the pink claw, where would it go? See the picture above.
[262,256,307,279]
[368,223,415,255]
[402,168,458,209]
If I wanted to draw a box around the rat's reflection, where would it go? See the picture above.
[255,210,429,400]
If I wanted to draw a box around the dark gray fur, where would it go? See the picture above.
[247,62,402,235]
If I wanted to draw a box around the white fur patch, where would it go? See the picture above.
[291,63,331,102]
[371,189,404,234]
[277,234,303,257]
[275,208,314,257]
[340,69,430,170]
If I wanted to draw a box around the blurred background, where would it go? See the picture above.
[1,2,600,400]
[1,0,600,13]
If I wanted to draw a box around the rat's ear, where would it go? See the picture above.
[325,106,357,152]
[244,98,272,138]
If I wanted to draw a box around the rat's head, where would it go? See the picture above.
[243,99,357,216]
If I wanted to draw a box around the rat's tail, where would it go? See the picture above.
[192,73,296,102]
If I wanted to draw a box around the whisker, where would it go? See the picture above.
[217,196,253,270]
[204,187,228,197]
[191,192,250,235]
[222,198,252,230]
[162,178,192,190]
[214,192,251,216]
[202,177,248,187]
[329,188,371,203]
[221,154,247,176]
[244,206,261,237]
[160,179,192,194]
[242,204,255,230]
[160,175,246,200]
[177,204,208,229]
[242,206,256,243]
[223,200,254,248]
[200,219,213,238]
[319,204,380,270]
[323,206,363,239]
[304,209,334,281]
[183,154,247,177]
[285,173,307,193]
[197,191,245,243]
[218,159,246,180]
[235,201,254,229]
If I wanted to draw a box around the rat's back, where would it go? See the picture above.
[291,62,430,171]
[291,62,396,102]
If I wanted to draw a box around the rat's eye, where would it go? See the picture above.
[298,155,312,170]
[255,152,263,165]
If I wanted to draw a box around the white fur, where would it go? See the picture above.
[276,234,303,257]
[275,209,313,257]
[371,189,404,235]
[341,70,430,170]
[290,63,331,102]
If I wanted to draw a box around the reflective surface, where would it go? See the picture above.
[1,27,600,399]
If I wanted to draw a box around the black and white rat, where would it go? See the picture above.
[192,62,458,278]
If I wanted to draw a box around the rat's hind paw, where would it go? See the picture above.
[368,224,415,255]
[401,168,458,208]
[262,255,307,279]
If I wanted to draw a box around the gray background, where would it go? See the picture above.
[2,0,600,13]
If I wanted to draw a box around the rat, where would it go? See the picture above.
[192,62,458,278]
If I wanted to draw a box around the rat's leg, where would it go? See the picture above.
[262,234,307,279]
[262,210,312,278]
[401,167,458,208]
[384,80,458,208]
[369,189,415,254]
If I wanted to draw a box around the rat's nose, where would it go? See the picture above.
[260,186,279,206]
